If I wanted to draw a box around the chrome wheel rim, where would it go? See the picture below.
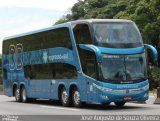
[15,89,20,101]
[74,91,80,105]
[22,88,26,101]
[62,90,68,104]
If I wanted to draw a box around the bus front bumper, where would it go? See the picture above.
[99,90,149,103]
[92,80,149,103]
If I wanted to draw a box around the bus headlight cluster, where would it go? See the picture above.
[93,83,113,92]
[144,93,148,98]
[93,83,149,94]
[142,84,149,91]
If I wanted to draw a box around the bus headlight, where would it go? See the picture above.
[144,93,148,98]
[142,84,149,91]
[93,83,113,92]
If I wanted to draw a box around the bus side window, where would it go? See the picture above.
[24,63,77,80]
[44,27,72,50]
[24,65,36,80]
[86,60,96,79]
[3,68,8,80]
[73,24,92,44]
[24,66,30,79]
[78,47,99,80]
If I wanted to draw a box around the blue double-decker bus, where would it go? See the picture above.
[2,19,158,107]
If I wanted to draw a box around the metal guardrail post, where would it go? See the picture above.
[154,87,160,104]
[157,87,160,98]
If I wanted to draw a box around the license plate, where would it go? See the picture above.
[124,96,132,101]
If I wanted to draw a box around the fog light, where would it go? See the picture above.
[101,95,109,100]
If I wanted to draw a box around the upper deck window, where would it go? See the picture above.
[3,27,72,54]
[92,22,143,48]
[73,24,92,44]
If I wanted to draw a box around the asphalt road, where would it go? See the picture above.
[0,94,160,115]
[0,94,160,121]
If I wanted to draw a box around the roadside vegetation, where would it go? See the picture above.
[55,0,160,89]
[0,54,2,91]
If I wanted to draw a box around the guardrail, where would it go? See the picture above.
[154,87,160,104]
[0,85,2,91]
[0,85,3,95]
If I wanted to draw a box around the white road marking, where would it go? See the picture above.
[40,106,80,111]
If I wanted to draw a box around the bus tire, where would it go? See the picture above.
[114,102,126,107]
[72,87,82,108]
[60,87,70,107]
[21,86,28,103]
[15,86,21,102]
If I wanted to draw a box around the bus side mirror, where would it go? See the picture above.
[144,44,158,65]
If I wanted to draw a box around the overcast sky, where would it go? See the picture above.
[0,0,78,53]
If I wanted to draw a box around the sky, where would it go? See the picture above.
[0,0,78,53]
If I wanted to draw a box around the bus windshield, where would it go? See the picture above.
[93,22,143,48]
[100,53,147,84]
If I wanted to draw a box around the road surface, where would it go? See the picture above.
[0,94,160,121]
[0,94,159,115]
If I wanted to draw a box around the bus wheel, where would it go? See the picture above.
[15,87,21,102]
[61,87,70,107]
[114,102,126,107]
[21,86,28,103]
[72,87,82,108]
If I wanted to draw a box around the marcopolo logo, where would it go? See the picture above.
[43,51,48,63]
[48,53,69,61]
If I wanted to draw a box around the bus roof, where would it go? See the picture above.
[3,19,133,41]
[70,19,133,24]
[3,22,70,41]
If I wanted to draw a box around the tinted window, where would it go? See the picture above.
[22,32,44,52]
[3,40,13,55]
[3,27,72,54]
[45,28,72,49]
[86,59,97,79]
[93,22,143,48]
[3,68,8,80]
[78,47,98,79]
[93,22,142,43]
[101,53,147,84]
[24,63,77,80]
[73,24,92,44]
